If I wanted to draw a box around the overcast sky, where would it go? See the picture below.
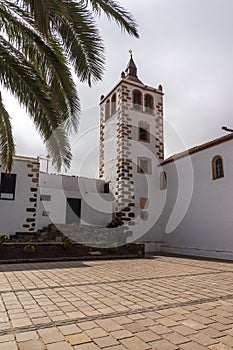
[3,0,233,177]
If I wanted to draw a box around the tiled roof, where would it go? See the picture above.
[162,133,233,165]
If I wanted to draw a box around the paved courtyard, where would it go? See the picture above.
[0,256,233,349]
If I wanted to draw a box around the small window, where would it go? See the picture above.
[105,99,110,120]
[140,197,149,209]
[145,94,154,113]
[133,90,142,110]
[160,171,167,190]
[139,129,150,143]
[212,156,224,180]
[104,183,110,193]
[137,157,152,175]
[138,121,150,143]
[139,127,148,141]
[111,93,117,115]
[0,173,17,200]
[40,194,51,201]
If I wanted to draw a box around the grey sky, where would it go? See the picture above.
[3,0,233,177]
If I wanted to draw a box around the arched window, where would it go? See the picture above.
[160,171,167,190]
[133,90,142,110]
[145,94,154,113]
[212,156,224,180]
[105,99,110,120]
[111,93,117,115]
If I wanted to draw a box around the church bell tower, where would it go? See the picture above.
[99,53,164,239]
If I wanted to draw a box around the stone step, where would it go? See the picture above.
[55,223,129,247]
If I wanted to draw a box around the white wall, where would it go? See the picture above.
[103,112,118,196]
[37,173,113,229]
[125,84,165,243]
[101,79,166,245]
[160,140,233,259]
[38,174,66,225]
[0,157,39,235]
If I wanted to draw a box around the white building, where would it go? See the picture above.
[160,134,233,260]
[0,155,40,235]
[1,55,233,259]
[0,158,112,235]
[38,173,112,229]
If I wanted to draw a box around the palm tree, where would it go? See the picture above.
[0,0,139,172]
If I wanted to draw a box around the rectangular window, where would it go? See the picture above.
[138,122,150,143]
[140,159,149,173]
[139,127,149,142]
[104,183,110,193]
[0,173,17,200]
[137,157,152,175]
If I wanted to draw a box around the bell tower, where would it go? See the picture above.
[99,53,164,239]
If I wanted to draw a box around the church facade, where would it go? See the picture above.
[1,56,233,260]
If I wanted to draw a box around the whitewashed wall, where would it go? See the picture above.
[125,83,165,244]
[37,173,113,229]
[0,157,39,236]
[160,140,233,259]
[103,113,118,195]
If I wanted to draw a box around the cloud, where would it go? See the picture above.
[2,0,233,176]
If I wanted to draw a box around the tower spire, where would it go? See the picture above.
[125,50,138,80]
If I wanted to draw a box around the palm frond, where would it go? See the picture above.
[84,0,139,38]
[58,17,105,85]
[49,1,106,86]
[0,37,71,170]
[0,0,139,172]
[0,3,80,131]
[0,91,15,173]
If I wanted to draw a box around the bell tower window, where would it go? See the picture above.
[133,90,142,110]
[105,99,110,120]
[145,94,154,113]
[111,93,117,115]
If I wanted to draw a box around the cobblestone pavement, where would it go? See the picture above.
[1,256,233,349]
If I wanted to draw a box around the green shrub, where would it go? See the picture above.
[23,244,36,253]
[0,235,9,245]
[62,238,73,249]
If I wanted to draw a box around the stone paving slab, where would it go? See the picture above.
[0,256,233,349]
